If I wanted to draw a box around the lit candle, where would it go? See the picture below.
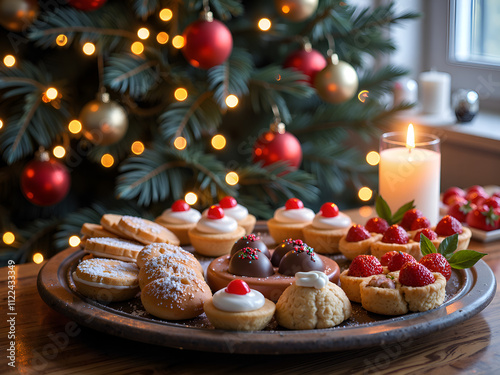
[379,125,441,225]
[418,70,451,115]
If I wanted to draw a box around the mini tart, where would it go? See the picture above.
[236,214,257,235]
[339,269,381,303]
[155,217,195,246]
[72,258,139,302]
[302,225,349,254]
[338,233,381,260]
[84,237,144,263]
[370,240,422,261]
[188,226,246,257]
[433,226,472,251]
[203,298,275,331]
[266,218,308,244]
[359,273,408,315]
[139,255,204,290]
[136,243,202,273]
[400,272,446,312]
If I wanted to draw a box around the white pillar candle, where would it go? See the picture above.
[379,127,441,225]
[418,71,451,115]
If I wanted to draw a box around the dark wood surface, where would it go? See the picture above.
[1,208,499,374]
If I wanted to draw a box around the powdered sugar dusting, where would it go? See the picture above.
[122,215,164,234]
[77,258,139,281]
[86,237,143,251]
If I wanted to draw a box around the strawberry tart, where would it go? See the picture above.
[338,224,382,260]
[370,224,421,260]
[339,254,384,303]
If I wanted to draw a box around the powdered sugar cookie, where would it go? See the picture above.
[136,243,202,273]
[118,215,180,246]
[84,237,144,263]
[139,254,204,289]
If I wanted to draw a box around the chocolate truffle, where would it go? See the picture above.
[228,247,274,278]
[278,245,325,276]
[230,234,270,259]
[271,238,305,267]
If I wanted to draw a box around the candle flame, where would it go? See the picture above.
[406,124,415,150]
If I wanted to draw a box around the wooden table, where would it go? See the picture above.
[1,207,499,374]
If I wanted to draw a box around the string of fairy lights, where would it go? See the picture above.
[0,7,381,263]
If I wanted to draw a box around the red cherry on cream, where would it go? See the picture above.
[220,196,237,208]
[225,279,251,295]
[171,199,190,212]
[320,202,339,217]
[285,198,304,210]
[207,205,225,220]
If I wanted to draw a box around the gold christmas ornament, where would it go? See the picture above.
[313,54,359,104]
[275,0,319,22]
[0,0,39,32]
[79,92,128,146]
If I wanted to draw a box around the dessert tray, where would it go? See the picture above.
[37,224,496,355]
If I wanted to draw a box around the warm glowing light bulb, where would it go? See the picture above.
[184,192,198,205]
[174,88,188,101]
[3,55,15,67]
[131,141,145,155]
[281,5,291,14]
[358,90,369,103]
[101,154,114,168]
[156,32,169,44]
[0,119,3,129]
[69,235,81,247]
[159,8,173,21]
[258,18,271,31]
[33,252,44,264]
[359,206,374,218]
[53,146,66,158]
[358,187,373,201]
[45,87,58,100]
[172,35,185,49]
[174,136,187,150]
[3,231,15,245]
[225,171,239,185]
[131,41,144,55]
[366,151,380,166]
[406,124,415,149]
[56,34,68,46]
[211,134,226,150]
[68,119,82,134]
[137,27,150,40]
[83,42,96,55]
[225,95,239,108]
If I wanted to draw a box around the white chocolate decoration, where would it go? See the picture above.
[72,272,138,290]
[273,207,315,223]
[223,204,249,221]
[212,288,265,312]
[159,208,201,224]
[295,271,329,289]
[196,216,238,234]
[312,212,352,230]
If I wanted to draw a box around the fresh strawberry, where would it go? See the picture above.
[447,195,468,207]
[382,225,409,244]
[466,185,486,195]
[466,189,488,206]
[387,251,417,272]
[447,200,476,223]
[410,217,430,231]
[466,205,500,231]
[442,187,466,205]
[413,228,438,242]
[400,209,423,230]
[399,262,435,287]
[365,217,389,234]
[484,196,500,209]
[380,251,398,266]
[419,253,452,281]
[345,224,371,242]
[435,215,463,236]
[348,255,383,277]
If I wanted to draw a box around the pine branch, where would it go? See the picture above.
[185,0,244,20]
[131,0,161,20]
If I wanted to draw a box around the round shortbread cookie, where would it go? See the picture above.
[136,243,202,272]
[139,255,203,289]
[100,214,133,239]
[72,258,139,302]
[118,215,180,246]
[81,223,120,239]
[84,237,144,262]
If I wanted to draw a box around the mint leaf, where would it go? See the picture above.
[391,200,416,224]
[420,233,437,255]
[448,250,486,269]
[375,195,392,223]
[438,234,459,260]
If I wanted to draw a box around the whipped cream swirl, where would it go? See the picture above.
[273,206,314,223]
[196,215,238,234]
[212,288,265,312]
[159,208,201,224]
[312,212,351,230]
[295,271,329,289]
[223,204,249,221]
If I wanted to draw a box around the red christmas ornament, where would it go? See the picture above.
[283,43,327,85]
[253,122,302,170]
[181,11,233,69]
[68,0,107,11]
[20,150,70,206]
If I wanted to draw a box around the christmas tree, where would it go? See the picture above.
[0,0,417,264]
